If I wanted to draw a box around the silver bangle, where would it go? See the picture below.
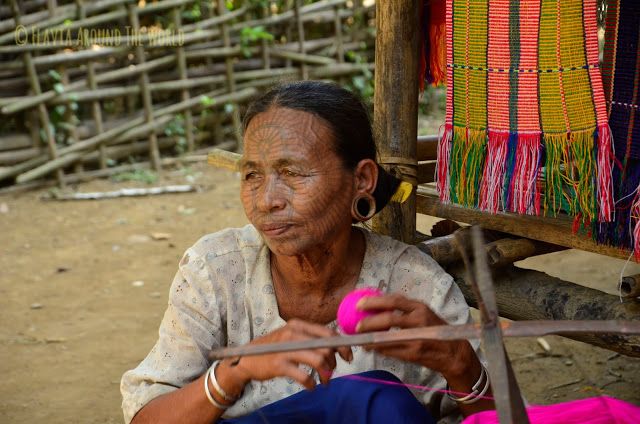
[208,360,238,403]
[204,366,231,410]
[446,364,490,405]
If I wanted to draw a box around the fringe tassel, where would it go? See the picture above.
[479,131,509,213]
[570,130,598,224]
[449,127,486,207]
[509,133,541,215]
[436,124,453,203]
[427,0,447,86]
[543,133,568,217]
[596,124,614,222]
[632,186,640,261]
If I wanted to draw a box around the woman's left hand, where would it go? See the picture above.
[355,293,474,380]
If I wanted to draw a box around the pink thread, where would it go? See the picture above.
[596,124,614,223]
[342,374,495,401]
[437,124,453,204]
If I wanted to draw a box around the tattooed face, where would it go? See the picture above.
[240,107,355,256]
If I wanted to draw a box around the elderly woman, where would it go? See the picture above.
[121,81,493,423]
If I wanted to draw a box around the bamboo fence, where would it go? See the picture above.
[0,0,376,191]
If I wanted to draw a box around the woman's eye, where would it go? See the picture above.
[283,169,299,177]
[244,171,258,180]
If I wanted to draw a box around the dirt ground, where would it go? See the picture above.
[1,162,639,424]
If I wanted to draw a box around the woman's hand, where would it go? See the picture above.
[220,319,353,394]
[356,293,495,416]
[355,293,474,379]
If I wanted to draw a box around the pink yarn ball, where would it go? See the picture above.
[337,288,383,335]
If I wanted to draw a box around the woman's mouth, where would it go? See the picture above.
[260,223,293,237]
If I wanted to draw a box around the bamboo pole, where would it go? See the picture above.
[172,7,195,152]
[9,0,65,187]
[293,0,308,80]
[127,3,161,171]
[2,89,256,183]
[217,0,244,151]
[371,0,421,243]
[2,56,177,115]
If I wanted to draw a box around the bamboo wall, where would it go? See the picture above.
[0,0,375,191]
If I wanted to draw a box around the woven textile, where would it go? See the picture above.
[597,0,640,256]
[437,0,614,227]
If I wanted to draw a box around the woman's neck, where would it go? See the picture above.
[270,226,365,300]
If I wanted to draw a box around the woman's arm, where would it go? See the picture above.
[130,320,353,424]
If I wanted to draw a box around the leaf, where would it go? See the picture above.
[53,83,64,94]
[48,70,61,81]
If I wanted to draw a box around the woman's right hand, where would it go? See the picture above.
[218,319,353,394]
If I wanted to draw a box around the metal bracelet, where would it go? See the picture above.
[204,365,231,410]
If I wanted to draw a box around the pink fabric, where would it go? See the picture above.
[462,396,640,424]
[336,288,382,335]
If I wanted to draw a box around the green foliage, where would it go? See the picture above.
[200,95,216,107]
[240,26,273,57]
[165,114,188,155]
[111,169,158,184]
[45,70,79,146]
[345,50,374,101]
[182,3,201,20]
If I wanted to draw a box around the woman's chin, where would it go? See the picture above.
[264,238,309,257]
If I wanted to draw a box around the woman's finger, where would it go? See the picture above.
[290,320,354,362]
[356,310,407,333]
[279,362,317,390]
[357,293,424,313]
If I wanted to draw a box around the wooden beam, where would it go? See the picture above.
[417,135,438,161]
[448,263,640,357]
[417,161,436,184]
[371,0,420,243]
[416,186,632,260]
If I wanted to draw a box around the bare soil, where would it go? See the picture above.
[1,163,639,423]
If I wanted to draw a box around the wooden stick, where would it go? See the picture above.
[207,148,241,171]
[50,185,197,201]
[209,320,640,360]
[468,226,530,423]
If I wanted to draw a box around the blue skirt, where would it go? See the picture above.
[220,370,436,424]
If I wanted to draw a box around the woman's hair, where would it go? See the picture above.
[242,80,401,215]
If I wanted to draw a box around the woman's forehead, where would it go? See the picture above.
[243,107,335,159]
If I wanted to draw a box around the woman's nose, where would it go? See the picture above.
[257,174,287,212]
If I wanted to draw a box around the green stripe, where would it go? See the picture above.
[508,0,520,132]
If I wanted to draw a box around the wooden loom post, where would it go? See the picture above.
[371,0,420,243]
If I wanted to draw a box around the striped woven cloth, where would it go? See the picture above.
[597,0,640,256]
[437,0,614,227]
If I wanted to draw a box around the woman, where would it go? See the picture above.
[121,81,494,423]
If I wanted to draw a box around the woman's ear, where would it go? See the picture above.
[354,159,378,194]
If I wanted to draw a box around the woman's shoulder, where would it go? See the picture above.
[186,224,264,259]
